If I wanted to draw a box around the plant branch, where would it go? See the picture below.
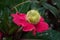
[14,1,39,8]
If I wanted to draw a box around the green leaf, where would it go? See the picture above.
[0,0,26,9]
[40,0,47,4]
[52,0,60,9]
[18,2,31,13]
[47,29,60,40]
[22,29,60,40]
[0,8,9,33]
[8,26,17,35]
[30,0,39,9]
[36,29,60,40]
[38,7,46,16]
[42,3,58,17]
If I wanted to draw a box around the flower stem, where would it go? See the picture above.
[16,27,23,33]
[14,1,29,8]
[14,7,18,12]
[12,1,30,10]
[11,1,39,11]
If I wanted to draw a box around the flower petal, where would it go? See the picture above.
[11,12,35,31]
[22,21,35,32]
[11,12,26,20]
[36,22,49,32]
[11,12,26,26]
[40,17,45,22]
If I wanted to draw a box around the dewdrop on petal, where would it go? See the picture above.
[26,10,41,24]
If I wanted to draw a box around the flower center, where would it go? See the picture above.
[26,10,41,24]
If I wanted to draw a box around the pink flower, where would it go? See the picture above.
[0,32,3,40]
[11,12,49,35]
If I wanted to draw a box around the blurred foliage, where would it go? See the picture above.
[0,0,60,40]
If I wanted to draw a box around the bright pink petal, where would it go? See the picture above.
[35,17,49,33]
[12,18,25,26]
[40,16,45,22]
[32,17,45,35]
[11,12,26,20]
[11,12,35,31]
[11,12,26,26]
[36,22,49,32]
[22,22,35,31]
